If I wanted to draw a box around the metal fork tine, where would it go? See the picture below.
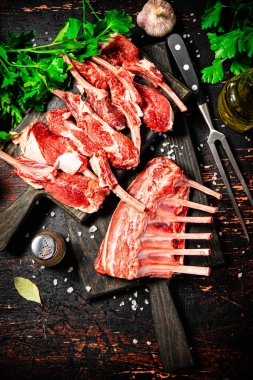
[208,139,249,241]
[220,136,253,208]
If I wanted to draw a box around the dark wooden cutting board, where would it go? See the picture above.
[65,43,224,371]
[0,42,223,372]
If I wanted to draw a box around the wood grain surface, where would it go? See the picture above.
[0,1,253,379]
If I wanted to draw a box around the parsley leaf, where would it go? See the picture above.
[201,58,225,84]
[0,2,134,141]
[202,0,223,29]
[201,0,253,84]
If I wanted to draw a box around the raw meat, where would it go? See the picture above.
[97,34,187,112]
[46,107,145,212]
[68,56,142,150]
[95,157,221,280]
[53,90,140,169]
[69,58,126,131]
[0,151,108,213]
[13,120,88,175]
[134,83,174,132]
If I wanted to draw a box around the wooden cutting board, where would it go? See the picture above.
[0,42,223,371]
[65,43,224,371]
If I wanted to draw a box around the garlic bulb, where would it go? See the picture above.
[137,0,176,37]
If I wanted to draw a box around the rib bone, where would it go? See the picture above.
[152,215,213,224]
[159,198,218,213]
[137,264,210,277]
[138,248,210,257]
[185,179,222,199]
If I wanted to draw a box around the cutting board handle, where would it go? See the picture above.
[0,187,41,251]
[149,280,194,372]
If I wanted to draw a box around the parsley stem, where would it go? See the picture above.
[82,0,86,26]
[86,0,101,22]
[0,57,9,72]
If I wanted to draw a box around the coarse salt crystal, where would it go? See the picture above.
[145,288,149,293]
[64,278,68,282]
[89,225,97,233]
[78,231,82,236]
[150,146,155,151]
[90,235,95,239]
[40,266,45,270]
[67,266,73,273]
[134,291,138,298]
[132,300,137,306]
[219,232,223,236]
[193,18,196,22]
[183,34,187,38]
[67,287,74,293]
[66,236,70,242]
[140,307,144,311]
[85,286,91,292]
[147,341,151,345]
[35,200,40,205]
[129,297,132,301]
[133,339,138,344]
[160,148,165,153]
[42,225,46,230]
[113,296,116,299]
[144,299,149,305]
[168,149,174,155]
[31,259,35,264]
[53,279,57,286]
[50,212,55,217]
[120,301,124,306]
[238,273,242,278]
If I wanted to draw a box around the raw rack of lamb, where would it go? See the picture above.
[95,157,221,280]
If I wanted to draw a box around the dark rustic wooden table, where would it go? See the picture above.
[0,1,252,379]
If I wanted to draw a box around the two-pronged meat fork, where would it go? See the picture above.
[167,34,253,240]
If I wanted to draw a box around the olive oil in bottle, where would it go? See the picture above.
[218,68,253,133]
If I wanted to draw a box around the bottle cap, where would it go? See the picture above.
[31,231,66,266]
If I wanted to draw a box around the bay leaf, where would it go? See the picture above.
[14,277,42,304]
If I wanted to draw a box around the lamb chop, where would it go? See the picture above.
[64,55,142,151]
[46,107,145,212]
[13,120,88,175]
[95,157,221,280]
[134,83,174,132]
[93,34,187,112]
[53,89,140,169]
[0,151,108,213]
[68,57,174,149]
[67,57,126,131]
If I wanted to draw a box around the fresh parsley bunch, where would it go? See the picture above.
[0,2,133,141]
[201,0,253,84]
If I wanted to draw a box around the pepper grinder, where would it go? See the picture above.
[31,231,66,266]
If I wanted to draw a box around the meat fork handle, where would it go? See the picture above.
[167,33,206,104]
[148,279,193,371]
